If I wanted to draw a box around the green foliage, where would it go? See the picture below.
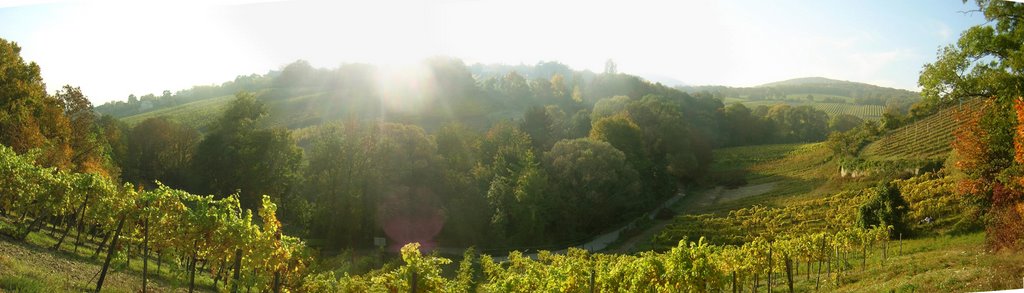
[193,92,303,212]
[765,104,830,142]
[590,95,632,122]
[590,114,647,171]
[519,106,556,152]
[123,117,198,189]
[721,103,773,146]
[857,183,909,237]
[829,114,864,133]
[453,247,480,293]
[919,1,1024,106]
[545,138,641,236]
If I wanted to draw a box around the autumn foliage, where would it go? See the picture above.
[952,100,991,195]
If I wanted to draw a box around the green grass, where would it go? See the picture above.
[710,143,803,173]
[0,276,48,293]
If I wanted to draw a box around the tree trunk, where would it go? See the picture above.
[834,247,840,285]
[247,268,256,293]
[52,215,75,250]
[768,245,773,293]
[753,273,758,293]
[95,215,125,293]
[232,249,243,293]
[826,246,831,276]
[806,260,811,281]
[54,195,90,250]
[273,232,282,293]
[794,260,799,281]
[862,244,867,271]
[93,232,110,258]
[411,270,418,293]
[20,213,45,240]
[815,255,822,291]
[732,271,737,293]
[157,250,163,276]
[189,240,198,293]
[899,233,903,256]
[44,217,59,238]
[73,220,85,254]
[785,257,793,293]
[126,241,131,268]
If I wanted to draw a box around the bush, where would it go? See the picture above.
[857,183,909,238]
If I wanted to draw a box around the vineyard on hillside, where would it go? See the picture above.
[0,145,308,292]
[860,98,985,161]
[738,100,885,121]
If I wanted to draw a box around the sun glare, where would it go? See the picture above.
[374,63,435,115]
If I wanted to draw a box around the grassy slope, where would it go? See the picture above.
[753,232,1024,292]
[118,90,327,131]
[121,94,237,130]
[684,143,855,214]
[0,220,215,292]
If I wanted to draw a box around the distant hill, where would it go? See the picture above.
[680,77,918,102]
[757,77,918,99]
[758,76,855,87]
[677,77,920,121]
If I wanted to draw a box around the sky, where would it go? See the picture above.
[0,0,988,104]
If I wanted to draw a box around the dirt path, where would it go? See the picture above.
[698,182,778,207]
[611,182,778,253]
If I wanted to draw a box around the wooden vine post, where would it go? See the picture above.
[95,214,126,293]
[272,231,282,293]
[143,216,150,292]
[785,256,794,293]
[232,248,243,293]
[768,244,773,293]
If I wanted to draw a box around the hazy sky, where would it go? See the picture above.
[0,0,986,104]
